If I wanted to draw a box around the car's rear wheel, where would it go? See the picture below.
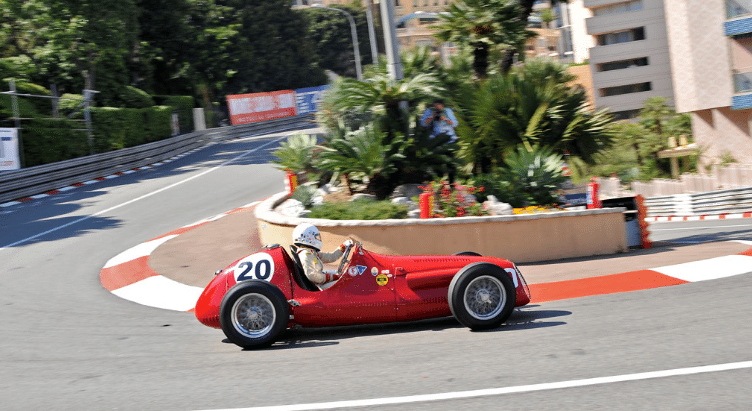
[448,263,516,330]
[453,251,482,256]
[219,280,289,349]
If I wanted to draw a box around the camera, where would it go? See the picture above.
[433,109,444,122]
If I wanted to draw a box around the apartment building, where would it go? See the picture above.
[664,0,752,167]
[584,0,675,120]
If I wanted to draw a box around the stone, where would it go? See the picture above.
[312,196,324,206]
[278,199,308,217]
[483,195,513,215]
[391,184,424,200]
[407,209,421,218]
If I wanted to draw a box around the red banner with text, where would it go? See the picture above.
[226,90,297,125]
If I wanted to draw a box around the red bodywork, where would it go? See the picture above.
[195,244,531,329]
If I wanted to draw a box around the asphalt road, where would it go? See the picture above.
[1,132,751,411]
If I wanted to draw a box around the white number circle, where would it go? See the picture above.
[232,253,275,283]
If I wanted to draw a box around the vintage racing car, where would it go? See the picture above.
[194,242,531,348]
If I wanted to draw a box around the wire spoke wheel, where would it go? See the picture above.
[464,276,505,320]
[231,293,276,338]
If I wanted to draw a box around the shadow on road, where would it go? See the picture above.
[241,306,571,350]
[1,134,291,249]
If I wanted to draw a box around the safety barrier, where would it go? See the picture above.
[0,114,316,203]
[642,186,752,217]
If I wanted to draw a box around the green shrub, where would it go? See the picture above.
[91,107,145,151]
[307,199,408,220]
[272,132,319,173]
[291,184,318,208]
[142,106,172,143]
[121,86,155,109]
[154,95,194,132]
[21,118,89,167]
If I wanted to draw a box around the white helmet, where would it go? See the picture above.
[292,223,322,251]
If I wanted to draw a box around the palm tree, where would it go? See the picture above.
[500,0,566,74]
[458,59,613,172]
[434,0,532,79]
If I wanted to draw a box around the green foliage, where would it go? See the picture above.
[300,3,375,78]
[457,60,613,173]
[271,132,319,173]
[316,124,405,196]
[121,86,155,109]
[91,106,172,152]
[472,145,566,207]
[421,180,488,217]
[154,95,194,132]
[434,0,532,78]
[291,184,319,208]
[307,199,408,220]
[58,93,84,113]
[21,118,89,167]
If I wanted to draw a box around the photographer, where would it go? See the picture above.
[421,99,458,141]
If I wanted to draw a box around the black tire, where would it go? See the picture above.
[448,262,516,330]
[453,251,482,256]
[219,280,289,349]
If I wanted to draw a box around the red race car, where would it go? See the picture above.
[195,242,531,348]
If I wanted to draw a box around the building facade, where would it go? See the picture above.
[665,0,752,167]
[584,0,675,120]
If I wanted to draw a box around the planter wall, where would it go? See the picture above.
[255,193,628,263]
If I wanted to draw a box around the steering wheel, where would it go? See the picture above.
[337,241,358,275]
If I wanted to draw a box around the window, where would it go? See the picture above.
[596,27,645,46]
[611,109,641,120]
[600,82,652,97]
[593,0,643,17]
[598,57,649,72]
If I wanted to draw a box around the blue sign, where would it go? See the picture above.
[565,192,587,205]
[295,85,329,115]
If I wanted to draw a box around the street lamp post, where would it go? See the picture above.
[312,4,363,81]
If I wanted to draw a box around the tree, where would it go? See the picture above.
[457,59,613,173]
[500,0,567,74]
[434,0,531,79]
[300,4,376,78]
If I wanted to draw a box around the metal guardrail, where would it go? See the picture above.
[643,186,752,216]
[0,114,317,203]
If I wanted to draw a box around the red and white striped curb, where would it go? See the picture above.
[0,147,204,208]
[101,196,752,312]
[99,201,260,312]
[649,212,752,222]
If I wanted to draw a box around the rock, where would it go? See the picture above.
[316,183,335,197]
[312,196,324,206]
[483,195,513,215]
[350,193,376,201]
[278,199,308,217]
[391,184,424,200]
[407,209,421,218]
[391,196,411,205]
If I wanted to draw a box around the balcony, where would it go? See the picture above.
[732,71,752,109]
[727,0,752,19]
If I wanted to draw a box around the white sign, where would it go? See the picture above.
[0,128,20,171]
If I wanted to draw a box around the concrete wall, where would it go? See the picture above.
[256,193,628,264]
[692,107,752,168]
[664,0,732,113]
[569,0,594,64]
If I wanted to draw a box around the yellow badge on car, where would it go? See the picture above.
[376,273,388,286]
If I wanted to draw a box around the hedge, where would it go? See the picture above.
[20,118,89,167]
[154,95,194,132]
[91,106,172,152]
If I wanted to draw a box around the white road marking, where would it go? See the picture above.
[181,214,228,228]
[30,194,48,199]
[112,275,203,311]
[83,180,99,185]
[103,235,177,268]
[194,360,752,411]
[651,222,752,231]
[737,240,752,246]
[58,186,76,192]
[0,136,285,251]
[0,201,21,207]
[653,255,752,282]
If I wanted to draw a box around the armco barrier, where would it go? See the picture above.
[0,114,316,203]
[643,186,752,217]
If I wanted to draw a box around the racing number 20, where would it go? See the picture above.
[237,260,272,281]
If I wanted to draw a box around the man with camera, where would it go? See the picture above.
[421,99,458,141]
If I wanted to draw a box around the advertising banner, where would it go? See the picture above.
[295,85,329,115]
[0,128,21,171]
[227,90,297,125]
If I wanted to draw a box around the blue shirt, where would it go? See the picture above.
[421,107,458,141]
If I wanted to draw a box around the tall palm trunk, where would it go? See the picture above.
[501,0,536,74]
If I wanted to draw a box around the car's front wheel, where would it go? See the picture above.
[219,280,289,349]
[448,263,516,330]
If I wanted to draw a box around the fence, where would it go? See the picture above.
[594,164,752,217]
[0,114,316,204]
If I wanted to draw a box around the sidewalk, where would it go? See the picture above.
[100,203,752,311]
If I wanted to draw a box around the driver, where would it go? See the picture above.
[292,223,354,286]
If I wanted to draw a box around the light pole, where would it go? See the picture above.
[312,4,363,81]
